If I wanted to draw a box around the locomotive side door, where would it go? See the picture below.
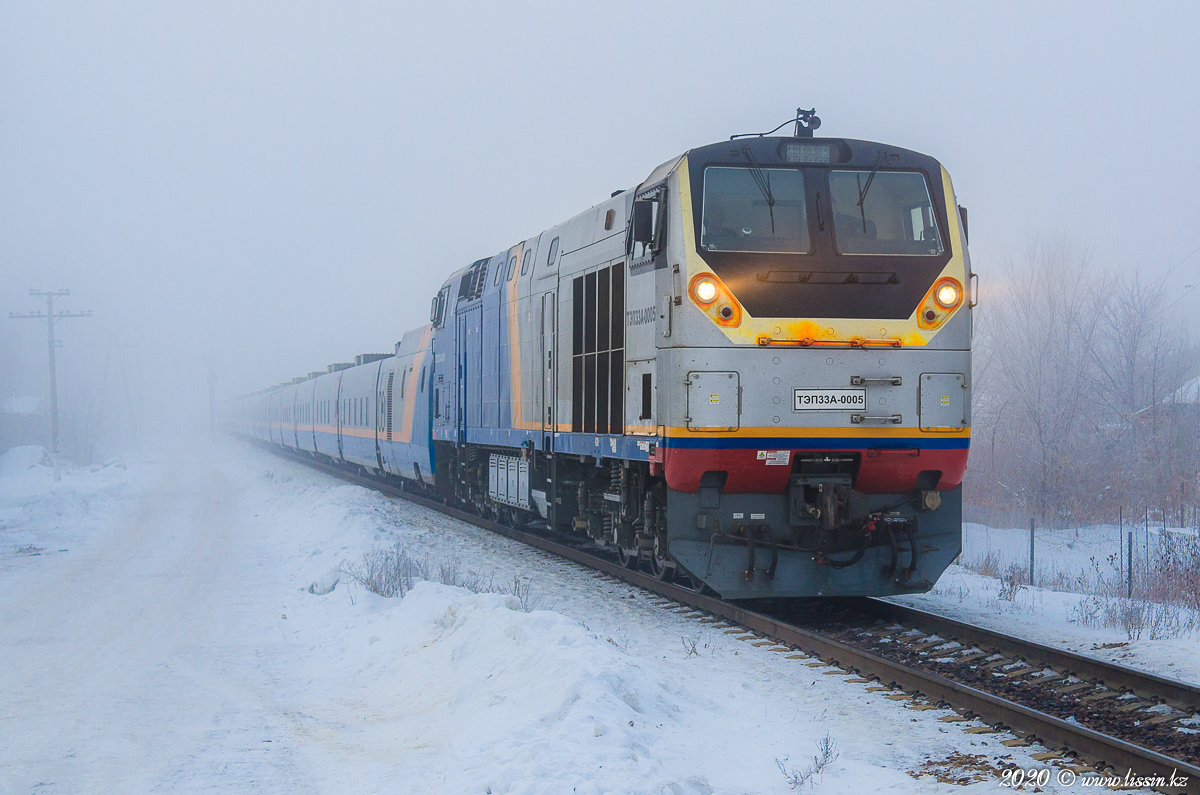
[456,304,483,441]
[541,291,556,451]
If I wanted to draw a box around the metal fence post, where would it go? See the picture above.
[1127,529,1134,599]
[1029,517,1035,587]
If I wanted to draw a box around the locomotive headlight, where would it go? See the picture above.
[694,277,718,304]
[934,280,961,309]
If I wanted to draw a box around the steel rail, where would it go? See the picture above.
[254,442,1200,794]
[858,599,1200,711]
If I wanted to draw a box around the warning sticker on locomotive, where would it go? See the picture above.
[793,388,867,411]
[757,450,791,466]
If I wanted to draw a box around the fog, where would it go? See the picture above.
[2,1,1198,453]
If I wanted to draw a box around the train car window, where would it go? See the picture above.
[701,166,809,253]
[520,249,533,275]
[507,255,517,281]
[828,170,943,256]
[420,367,426,391]
[604,208,615,231]
[493,259,504,285]
[546,237,559,268]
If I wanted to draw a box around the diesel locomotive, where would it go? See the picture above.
[224,111,974,599]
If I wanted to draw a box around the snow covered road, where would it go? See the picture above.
[1,456,322,791]
[0,443,1135,793]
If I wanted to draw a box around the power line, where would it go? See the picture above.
[1152,243,1200,289]
[8,289,92,482]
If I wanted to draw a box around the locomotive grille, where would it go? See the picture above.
[572,264,625,434]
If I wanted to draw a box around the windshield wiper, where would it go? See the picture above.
[856,151,885,234]
[741,147,776,234]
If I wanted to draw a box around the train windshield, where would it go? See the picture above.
[701,167,810,254]
[828,170,943,256]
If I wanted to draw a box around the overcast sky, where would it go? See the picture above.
[2,1,1198,440]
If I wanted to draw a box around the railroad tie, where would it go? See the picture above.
[1141,713,1184,726]
[1052,682,1093,695]
[954,651,991,664]
[1076,690,1122,703]
[911,637,946,650]
[1030,751,1064,762]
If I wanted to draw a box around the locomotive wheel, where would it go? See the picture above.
[650,536,674,581]
[617,546,639,569]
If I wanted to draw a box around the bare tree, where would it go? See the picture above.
[969,236,1198,522]
[973,237,1103,517]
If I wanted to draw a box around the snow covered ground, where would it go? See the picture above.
[0,441,1171,793]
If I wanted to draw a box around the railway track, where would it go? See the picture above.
[255,442,1200,793]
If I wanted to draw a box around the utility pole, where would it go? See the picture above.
[9,289,91,482]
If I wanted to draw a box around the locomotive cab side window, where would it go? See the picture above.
[828,170,943,256]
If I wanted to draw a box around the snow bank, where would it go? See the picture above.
[0,444,48,475]
[0,447,152,562]
[330,582,694,793]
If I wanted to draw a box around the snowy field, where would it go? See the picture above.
[0,441,1178,794]
[958,520,1196,591]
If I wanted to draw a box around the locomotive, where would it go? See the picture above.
[224,111,973,599]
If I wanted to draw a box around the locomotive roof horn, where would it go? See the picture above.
[730,107,822,141]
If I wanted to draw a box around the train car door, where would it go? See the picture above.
[335,374,344,461]
[375,366,389,473]
[456,304,482,439]
[541,291,556,451]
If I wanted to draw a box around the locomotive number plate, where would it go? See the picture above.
[793,388,867,412]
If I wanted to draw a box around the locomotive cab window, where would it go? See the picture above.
[829,170,943,256]
[701,166,809,254]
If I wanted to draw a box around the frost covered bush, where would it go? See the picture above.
[340,543,539,610]
[340,540,428,597]
[775,733,839,790]
[1146,533,1200,612]
[1070,595,1196,640]
[962,548,1002,579]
